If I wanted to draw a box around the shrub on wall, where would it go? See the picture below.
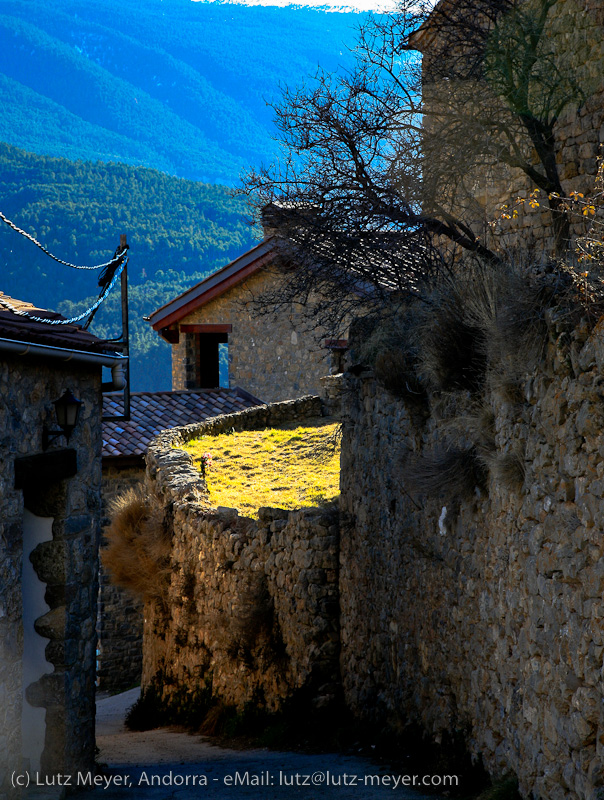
[360,258,566,503]
[416,287,487,395]
[102,486,171,603]
[405,446,489,503]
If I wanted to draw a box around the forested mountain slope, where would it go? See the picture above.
[0,1,368,389]
[0,0,363,184]
[0,143,258,391]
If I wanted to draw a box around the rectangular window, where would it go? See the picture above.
[180,324,232,390]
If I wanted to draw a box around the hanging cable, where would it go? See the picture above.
[0,259,127,325]
[0,210,124,271]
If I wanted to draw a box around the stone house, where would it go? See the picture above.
[147,237,348,404]
[0,293,126,792]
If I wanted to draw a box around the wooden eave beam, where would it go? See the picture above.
[180,324,233,334]
[151,254,273,331]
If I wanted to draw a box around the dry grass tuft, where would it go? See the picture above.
[405,447,488,503]
[415,258,553,397]
[354,312,413,367]
[487,370,525,405]
[483,450,526,492]
[354,312,427,402]
[199,703,230,737]
[416,287,487,394]
[465,262,551,390]
[374,349,426,400]
[440,401,496,454]
[102,486,171,602]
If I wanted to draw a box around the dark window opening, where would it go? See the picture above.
[197,332,228,388]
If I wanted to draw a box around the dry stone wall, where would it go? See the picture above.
[339,316,604,800]
[96,576,143,694]
[143,396,340,715]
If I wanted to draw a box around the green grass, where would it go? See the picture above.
[182,418,341,517]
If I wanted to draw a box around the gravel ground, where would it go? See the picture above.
[62,689,449,800]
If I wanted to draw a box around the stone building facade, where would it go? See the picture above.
[0,294,126,794]
[411,0,604,256]
[148,239,342,404]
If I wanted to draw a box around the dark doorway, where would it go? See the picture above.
[198,332,228,388]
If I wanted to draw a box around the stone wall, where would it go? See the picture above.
[142,395,339,715]
[98,465,145,693]
[97,578,143,694]
[171,269,331,403]
[418,0,604,256]
[97,395,337,695]
[339,315,604,800]
[0,355,102,794]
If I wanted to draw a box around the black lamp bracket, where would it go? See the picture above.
[42,426,70,451]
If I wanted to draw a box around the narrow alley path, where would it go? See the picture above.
[71,689,450,799]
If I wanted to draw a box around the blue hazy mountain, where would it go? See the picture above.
[0,0,369,389]
[0,0,364,185]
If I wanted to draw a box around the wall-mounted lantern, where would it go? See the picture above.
[42,389,83,451]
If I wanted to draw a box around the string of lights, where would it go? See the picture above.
[0,260,127,325]
[0,209,124,271]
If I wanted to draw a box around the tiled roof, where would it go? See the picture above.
[148,238,274,332]
[102,388,264,459]
[0,292,119,354]
[277,228,428,295]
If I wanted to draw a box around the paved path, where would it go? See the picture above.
[67,689,449,800]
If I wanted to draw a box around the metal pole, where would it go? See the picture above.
[120,234,130,421]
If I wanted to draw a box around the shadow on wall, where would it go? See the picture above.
[103,395,341,736]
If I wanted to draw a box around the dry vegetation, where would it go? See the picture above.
[102,486,171,602]
[182,418,341,517]
[359,258,565,503]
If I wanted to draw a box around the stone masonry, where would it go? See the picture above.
[142,396,340,715]
[339,314,604,800]
[0,356,102,793]
[171,269,331,403]
[417,0,604,256]
[98,466,145,693]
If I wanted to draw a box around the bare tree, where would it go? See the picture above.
[243,0,593,324]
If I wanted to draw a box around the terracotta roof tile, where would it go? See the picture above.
[0,292,120,354]
[102,388,264,459]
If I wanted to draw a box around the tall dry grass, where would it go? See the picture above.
[102,486,171,602]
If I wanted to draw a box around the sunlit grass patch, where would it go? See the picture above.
[182,418,341,517]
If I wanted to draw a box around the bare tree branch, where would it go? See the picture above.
[241,0,592,329]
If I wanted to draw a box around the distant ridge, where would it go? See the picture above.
[0,0,378,388]
[190,1,395,11]
[0,0,367,184]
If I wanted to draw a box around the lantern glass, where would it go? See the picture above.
[53,389,82,435]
